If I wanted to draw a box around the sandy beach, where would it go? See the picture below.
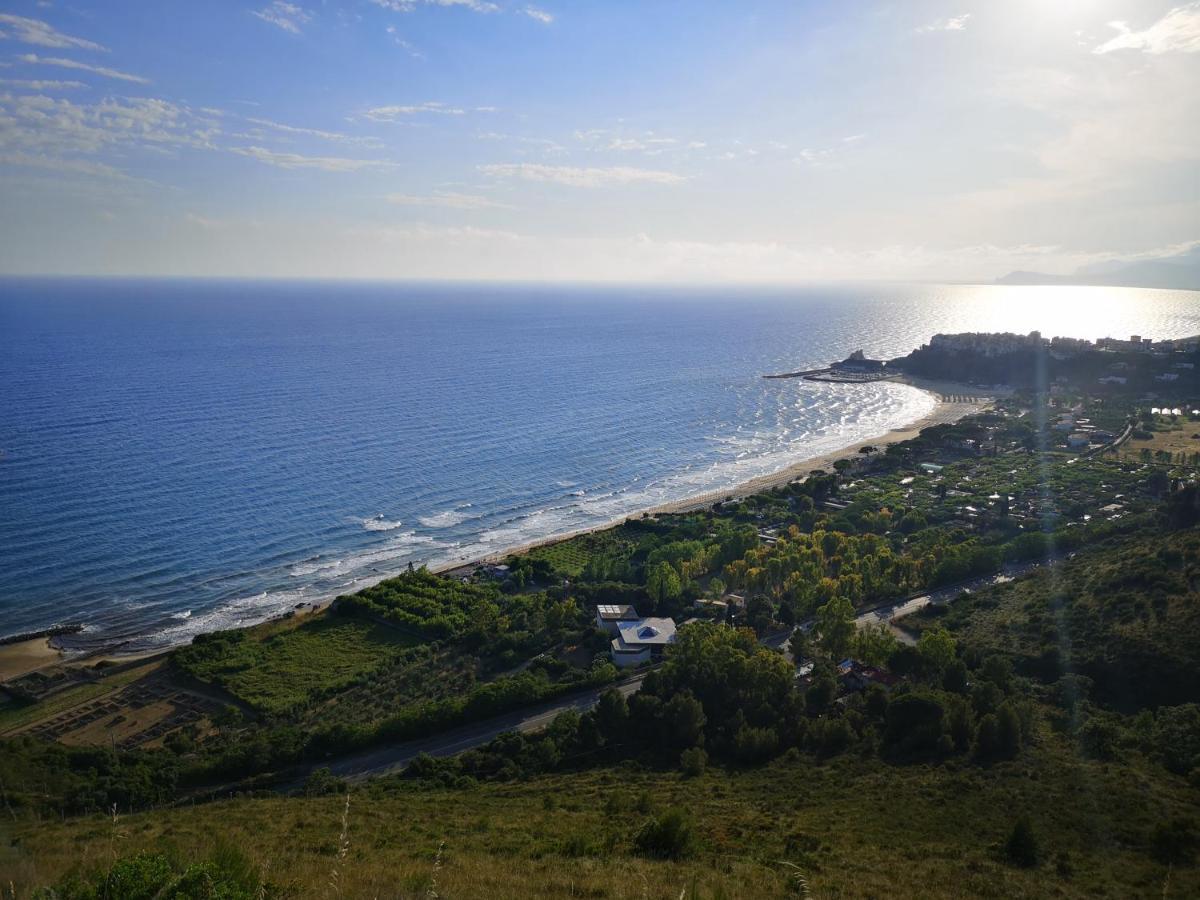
[651,378,997,514]
[0,636,63,682]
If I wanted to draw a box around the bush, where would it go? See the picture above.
[734,725,780,765]
[1077,718,1121,761]
[303,766,347,796]
[37,849,272,900]
[1152,704,1200,775]
[633,808,696,860]
[679,746,707,777]
[884,693,945,757]
[1151,817,1198,866]
[1004,817,1040,868]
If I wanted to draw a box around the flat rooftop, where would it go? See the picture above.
[616,617,677,646]
[596,603,639,621]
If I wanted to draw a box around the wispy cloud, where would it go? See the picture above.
[0,93,217,154]
[0,151,126,179]
[252,2,313,34]
[17,53,149,84]
[915,13,969,34]
[574,128,683,155]
[232,145,397,172]
[387,190,512,209]
[369,0,500,13]
[385,25,424,58]
[794,135,864,167]
[0,14,105,51]
[1093,3,1200,54]
[243,116,381,147]
[362,102,465,121]
[0,77,87,90]
[523,7,554,24]
[479,162,685,187]
[794,148,831,165]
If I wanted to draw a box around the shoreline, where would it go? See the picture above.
[0,376,1000,674]
[430,376,1000,576]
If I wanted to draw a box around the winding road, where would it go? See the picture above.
[323,674,648,783]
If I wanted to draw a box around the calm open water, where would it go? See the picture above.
[1,279,1197,652]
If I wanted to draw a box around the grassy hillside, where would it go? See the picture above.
[6,722,1196,899]
[913,528,1200,710]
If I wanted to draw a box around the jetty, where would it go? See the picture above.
[762,367,831,379]
[763,349,899,383]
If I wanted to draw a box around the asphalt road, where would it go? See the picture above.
[326,673,647,782]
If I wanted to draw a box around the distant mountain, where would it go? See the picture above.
[997,247,1200,291]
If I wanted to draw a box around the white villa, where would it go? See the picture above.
[610,617,677,669]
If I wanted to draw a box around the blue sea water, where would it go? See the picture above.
[1,279,1197,652]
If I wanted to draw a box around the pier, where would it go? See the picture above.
[763,349,899,383]
[762,367,831,379]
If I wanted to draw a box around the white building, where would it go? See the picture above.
[610,617,677,668]
[594,604,640,635]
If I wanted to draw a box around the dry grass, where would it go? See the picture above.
[7,723,1198,899]
[1119,424,1200,461]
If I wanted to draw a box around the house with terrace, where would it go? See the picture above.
[610,617,677,669]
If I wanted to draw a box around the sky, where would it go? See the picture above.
[0,0,1198,282]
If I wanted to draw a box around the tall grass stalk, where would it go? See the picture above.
[426,839,445,899]
[328,792,351,898]
[778,861,812,898]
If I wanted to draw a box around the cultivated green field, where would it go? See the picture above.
[527,528,638,578]
[173,615,418,718]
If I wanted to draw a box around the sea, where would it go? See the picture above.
[1,279,1197,653]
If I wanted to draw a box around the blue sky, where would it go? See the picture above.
[1,0,1198,281]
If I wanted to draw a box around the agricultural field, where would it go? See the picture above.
[527,527,639,579]
[173,615,418,719]
[0,660,162,736]
[298,644,480,730]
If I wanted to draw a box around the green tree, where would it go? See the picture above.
[593,688,629,744]
[973,713,1001,761]
[816,595,855,659]
[942,658,969,694]
[1152,704,1200,775]
[918,625,957,673]
[997,702,1023,759]
[1004,817,1040,868]
[647,560,682,607]
[663,691,707,750]
[851,622,899,666]
[884,692,946,757]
